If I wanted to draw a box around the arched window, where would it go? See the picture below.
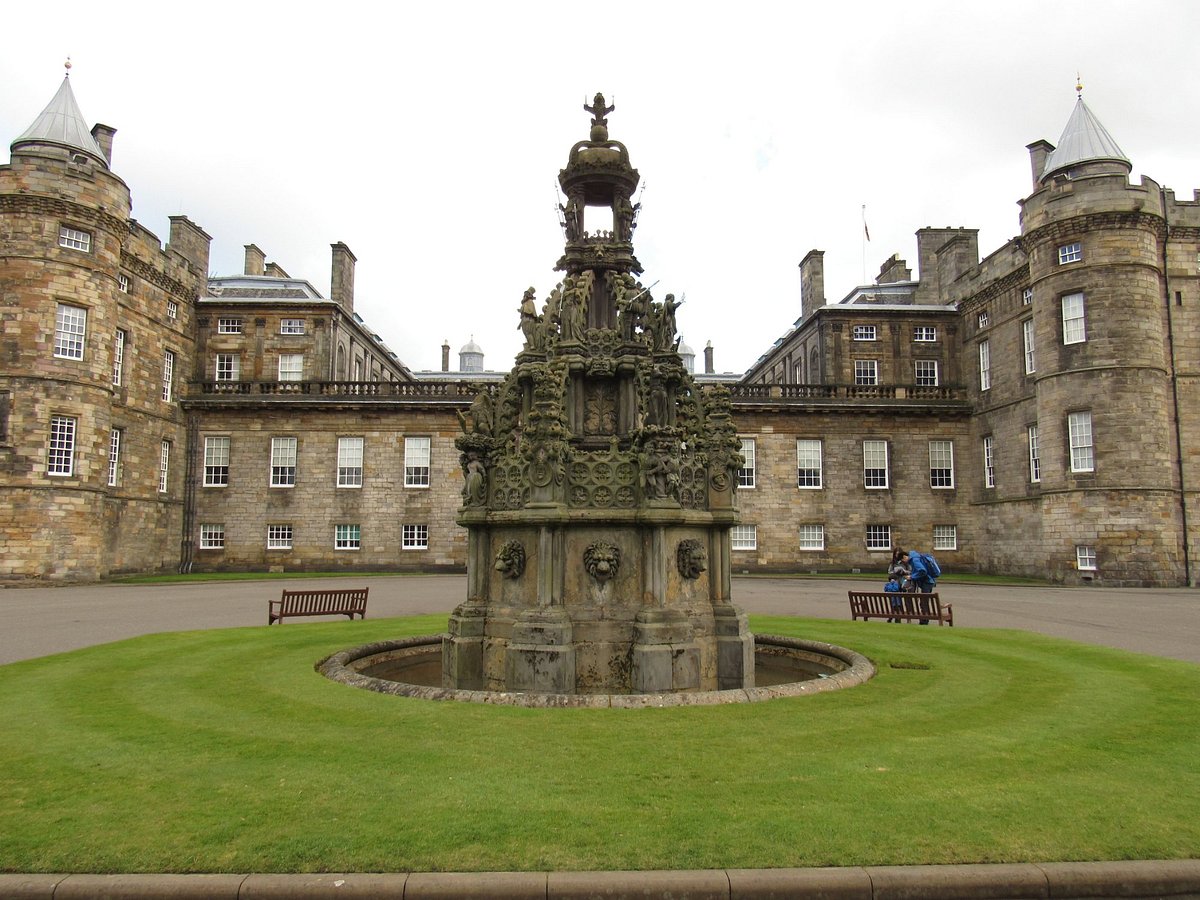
[808,347,820,384]
[336,345,346,380]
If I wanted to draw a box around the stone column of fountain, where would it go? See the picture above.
[444,95,754,695]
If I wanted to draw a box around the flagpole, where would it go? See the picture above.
[861,204,867,285]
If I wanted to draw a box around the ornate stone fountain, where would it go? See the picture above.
[444,95,754,695]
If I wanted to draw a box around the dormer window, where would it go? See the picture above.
[1058,242,1082,265]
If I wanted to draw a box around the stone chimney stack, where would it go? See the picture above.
[90,123,116,165]
[244,244,265,276]
[704,341,714,374]
[441,340,451,372]
[330,242,356,313]
[264,262,289,278]
[914,227,978,304]
[1026,140,1054,191]
[936,231,980,292]
[166,216,212,278]
[799,250,825,320]
[877,254,912,285]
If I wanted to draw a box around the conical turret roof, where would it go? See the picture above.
[1041,95,1129,180]
[11,75,107,166]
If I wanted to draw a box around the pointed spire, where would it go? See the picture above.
[11,64,108,167]
[1040,83,1129,181]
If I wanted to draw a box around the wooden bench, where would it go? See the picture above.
[848,590,953,626]
[268,587,369,624]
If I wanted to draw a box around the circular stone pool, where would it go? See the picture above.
[317,634,874,708]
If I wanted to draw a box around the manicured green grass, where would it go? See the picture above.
[1,615,1196,873]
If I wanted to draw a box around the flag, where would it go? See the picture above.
[862,205,870,241]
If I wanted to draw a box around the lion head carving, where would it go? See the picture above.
[494,540,526,579]
[677,539,708,580]
[583,541,621,584]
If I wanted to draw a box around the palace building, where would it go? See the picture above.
[3,74,1198,585]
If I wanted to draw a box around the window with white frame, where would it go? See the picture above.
[1022,287,1034,306]
[914,326,937,342]
[267,525,293,550]
[977,310,989,329]
[1028,424,1041,483]
[166,300,178,320]
[915,359,939,386]
[1058,242,1082,265]
[280,319,305,335]
[1023,319,1036,374]
[863,439,889,489]
[338,436,364,487]
[1062,292,1086,344]
[107,427,121,487]
[278,354,303,381]
[162,351,175,402]
[48,416,76,476]
[866,524,892,551]
[199,524,224,550]
[54,304,87,360]
[58,225,91,251]
[737,438,755,488]
[929,440,954,488]
[159,441,170,493]
[799,524,825,551]
[731,524,757,550]
[933,525,958,551]
[797,439,822,489]
[112,330,126,387]
[217,318,243,334]
[404,436,431,487]
[979,340,991,391]
[271,437,297,487]
[215,354,240,381]
[854,359,878,386]
[335,524,361,550]
[118,273,130,293]
[983,435,995,488]
[852,325,877,341]
[204,436,230,487]
[402,524,429,550]
[1068,411,1094,472]
[1076,545,1097,571]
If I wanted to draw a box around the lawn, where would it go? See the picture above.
[1,615,1196,873]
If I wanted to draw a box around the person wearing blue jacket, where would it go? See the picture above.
[907,550,940,624]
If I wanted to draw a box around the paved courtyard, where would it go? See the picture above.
[1,575,1197,666]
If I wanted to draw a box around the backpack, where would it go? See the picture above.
[909,551,941,583]
[884,579,901,593]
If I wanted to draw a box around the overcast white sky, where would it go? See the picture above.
[3,1,1199,375]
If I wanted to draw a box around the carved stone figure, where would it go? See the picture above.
[659,293,682,351]
[518,287,542,351]
[494,540,526,579]
[677,539,708,580]
[617,196,639,241]
[559,284,583,342]
[561,198,581,242]
[583,541,621,584]
[584,93,615,127]
[462,453,487,506]
[457,388,493,437]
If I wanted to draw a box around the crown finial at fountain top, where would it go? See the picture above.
[584,92,615,142]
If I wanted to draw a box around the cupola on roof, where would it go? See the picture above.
[1041,88,1129,181]
[12,68,108,167]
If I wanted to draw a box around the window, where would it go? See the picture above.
[267,525,293,550]
[1028,424,1041,483]
[215,354,240,381]
[914,326,937,342]
[162,351,175,402]
[338,436,364,487]
[278,354,304,381]
[933,525,958,551]
[280,319,305,335]
[112,330,126,386]
[731,525,757,550]
[866,524,892,551]
[1062,292,1086,344]
[863,440,889,489]
[54,304,87,360]
[915,360,939,387]
[335,524,361,550]
[1076,545,1097,571]
[854,359,878,386]
[402,524,429,550]
[929,440,954,489]
[1022,319,1036,374]
[1022,287,1034,306]
[1068,411,1094,473]
[1058,242,1082,265]
[353,357,364,381]
[48,416,76,476]
[852,325,877,341]
[199,524,225,550]
[978,340,991,391]
[977,310,989,329]
[983,435,995,488]
[217,318,243,334]
[107,427,121,487]
[118,273,130,293]
[799,525,825,551]
[204,436,230,487]
[159,441,170,493]
[796,439,822,489]
[737,438,755,489]
[58,225,91,251]
[166,300,178,320]
[404,436,431,487]
[271,437,297,487]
